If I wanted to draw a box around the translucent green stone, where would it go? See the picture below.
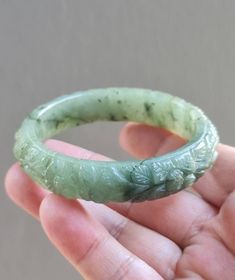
[14,88,219,202]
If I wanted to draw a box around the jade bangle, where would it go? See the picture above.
[14,88,219,203]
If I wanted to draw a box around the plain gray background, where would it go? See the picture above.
[1,1,235,279]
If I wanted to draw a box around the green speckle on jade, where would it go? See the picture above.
[13,88,219,203]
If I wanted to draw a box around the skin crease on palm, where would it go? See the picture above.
[5,123,235,280]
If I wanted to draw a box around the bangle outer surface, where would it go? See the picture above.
[14,88,219,202]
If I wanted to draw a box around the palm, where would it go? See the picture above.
[6,124,235,279]
[116,191,235,280]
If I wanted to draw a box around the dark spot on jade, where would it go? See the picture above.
[110,114,118,121]
[55,120,62,129]
[144,102,155,117]
[169,110,178,122]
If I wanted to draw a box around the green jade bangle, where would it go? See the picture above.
[14,88,219,203]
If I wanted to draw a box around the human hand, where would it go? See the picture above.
[5,123,235,279]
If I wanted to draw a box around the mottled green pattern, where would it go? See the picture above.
[14,88,219,202]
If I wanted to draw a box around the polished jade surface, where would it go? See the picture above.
[14,88,219,202]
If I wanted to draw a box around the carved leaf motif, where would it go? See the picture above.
[206,130,215,146]
[131,165,152,185]
[197,149,208,163]
[152,162,168,181]
[167,169,184,182]
[173,153,196,173]
[192,143,208,163]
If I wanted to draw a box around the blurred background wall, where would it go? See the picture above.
[1,1,235,279]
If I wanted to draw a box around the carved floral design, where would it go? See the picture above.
[131,165,152,186]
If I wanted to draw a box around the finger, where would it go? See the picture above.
[46,139,110,161]
[5,163,48,219]
[82,201,181,279]
[176,227,235,279]
[108,190,217,248]
[211,190,235,256]
[192,144,235,206]
[120,123,235,206]
[119,122,185,159]
[176,192,235,279]
[40,195,162,280]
